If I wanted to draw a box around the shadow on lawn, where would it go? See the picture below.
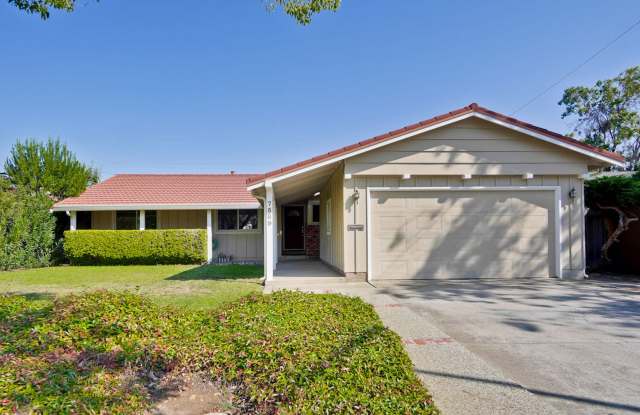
[3,292,56,302]
[167,264,264,281]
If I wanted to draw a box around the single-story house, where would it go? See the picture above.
[53,103,625,282]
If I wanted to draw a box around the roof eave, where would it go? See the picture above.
[51,202,261,212]
[245,105,626,189]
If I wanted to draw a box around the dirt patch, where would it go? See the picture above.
[148,373,236,415]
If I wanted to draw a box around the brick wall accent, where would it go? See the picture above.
[305,224,320,257]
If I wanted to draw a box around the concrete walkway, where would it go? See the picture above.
[266,281,559,415]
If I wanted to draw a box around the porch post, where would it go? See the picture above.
[273,201,278,267]
[206,209,213,263]
[264,182,275,280]
[69,211,77,231]
[139,210,145,230]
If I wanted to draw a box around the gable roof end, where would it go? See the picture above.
[246,103,625,188]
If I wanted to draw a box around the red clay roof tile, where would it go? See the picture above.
[54,174,259,208]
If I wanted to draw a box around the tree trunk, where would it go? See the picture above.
[597,204,639,262]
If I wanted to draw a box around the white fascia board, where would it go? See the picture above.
[473,113,626,167]
[247,112,624,192]
[51,202,261,212]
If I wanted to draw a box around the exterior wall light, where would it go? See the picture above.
[569,187,576,200]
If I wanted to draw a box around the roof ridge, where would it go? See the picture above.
[246,103,624,185]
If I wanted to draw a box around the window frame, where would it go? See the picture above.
[216,209,261,233]
[308,200,320,225]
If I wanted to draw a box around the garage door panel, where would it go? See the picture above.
[415,215,443,230]
[371,190,554,280]
[442,214,514,234]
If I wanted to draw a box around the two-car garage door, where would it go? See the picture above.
[370,190,557,279]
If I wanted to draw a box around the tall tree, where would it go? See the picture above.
[7,0,341,24]
[4,138,98,201]
[586,174,640,262]
[559,66,640,170]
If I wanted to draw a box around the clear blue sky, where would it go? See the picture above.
[1,1,639,178]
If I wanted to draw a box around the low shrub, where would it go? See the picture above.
[63,229,207,265]
[0,291,438,414]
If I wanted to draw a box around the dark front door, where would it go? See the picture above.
[284,205,305,252]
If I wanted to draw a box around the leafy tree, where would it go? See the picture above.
[586,173,640,262]
[4,138,99,201]
[559,66,640,170]
[8,0,341,24]
[0,186,56,270]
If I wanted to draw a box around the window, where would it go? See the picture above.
[116,211,138,230]
[218,209,259,231]
[325,199,332,235]
[239,209,258,230]
[312,204,320,223]
[76,211,92,230]
[145,210,157,229]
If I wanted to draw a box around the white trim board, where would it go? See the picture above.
[365,186,562,282]
[51,202,261,212]
[247,112,623,190]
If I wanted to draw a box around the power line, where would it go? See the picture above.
[511,15,640,116]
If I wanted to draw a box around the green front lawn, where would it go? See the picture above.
[0,291,437,414]
[0,264,263,310]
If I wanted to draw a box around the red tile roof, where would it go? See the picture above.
[246,103,625,185]
[53,174,259,208]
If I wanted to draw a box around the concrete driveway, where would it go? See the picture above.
[268,276,640,414]
[373,277,640,415]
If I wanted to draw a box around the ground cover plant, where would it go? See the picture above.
[0,290,438,414]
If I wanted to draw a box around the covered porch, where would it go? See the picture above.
[274,258,342,278]
[249,160,346,282]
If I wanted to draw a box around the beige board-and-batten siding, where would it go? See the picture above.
[320,163,345,272]
[342,117,589,279]
[90,209,263,262]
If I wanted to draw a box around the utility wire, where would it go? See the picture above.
[511,16,640,116]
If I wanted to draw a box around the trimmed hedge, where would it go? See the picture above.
[63,229,207,265]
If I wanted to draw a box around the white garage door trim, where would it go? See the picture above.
[365,186,562,282]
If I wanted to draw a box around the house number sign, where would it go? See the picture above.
[266,200,273,226]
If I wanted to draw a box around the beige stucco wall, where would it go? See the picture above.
[343,175,585,278]
[320,164,345,272]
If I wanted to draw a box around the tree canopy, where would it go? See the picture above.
[7,0,341,24]
[559,66,640,170]
[586,173,640,261]
[4,138,98,201]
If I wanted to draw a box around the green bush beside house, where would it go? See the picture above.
[64,229,207,265]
